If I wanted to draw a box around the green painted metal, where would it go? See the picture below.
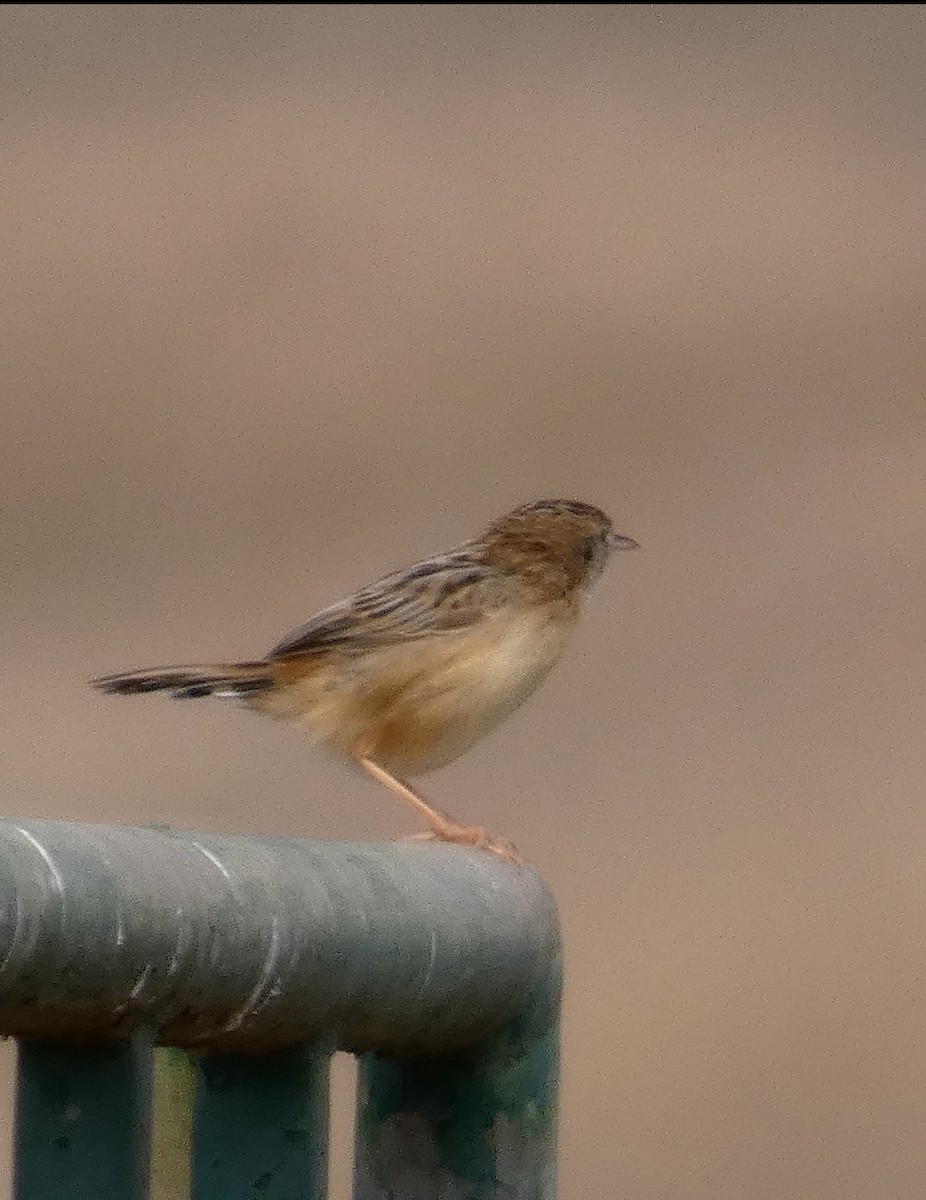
[0,816,562,1197]
[353,959,561,1200]
[0,818,559,1055]
[13,1034,152,1200]
[191,1042,330,1200]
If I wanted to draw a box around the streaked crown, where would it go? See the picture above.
[477,498,637,592]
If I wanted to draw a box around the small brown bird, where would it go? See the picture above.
[92,499,638,861]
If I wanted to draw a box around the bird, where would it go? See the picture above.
[92,499,638,862]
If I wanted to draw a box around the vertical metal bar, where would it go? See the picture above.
[191,1042,330,1200]
[352,985,561,1200]
[13,1034,153,1200]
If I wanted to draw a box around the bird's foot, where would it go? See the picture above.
[404,823,523,865]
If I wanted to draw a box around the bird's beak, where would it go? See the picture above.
[611,532,640,551]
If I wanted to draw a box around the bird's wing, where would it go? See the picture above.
[267,552,507,658]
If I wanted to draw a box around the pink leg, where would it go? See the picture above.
[353,754,522,864]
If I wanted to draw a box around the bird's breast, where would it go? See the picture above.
[369,603,578,773]
[267,601,579,775]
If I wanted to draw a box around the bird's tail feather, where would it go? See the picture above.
[91,662,272,700]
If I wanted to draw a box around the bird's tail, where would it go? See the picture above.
[91,662,273,701]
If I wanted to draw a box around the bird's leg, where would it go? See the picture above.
[353,754,521,864]
[355,754,457,832]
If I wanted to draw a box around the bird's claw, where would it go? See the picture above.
[403,825,523,865]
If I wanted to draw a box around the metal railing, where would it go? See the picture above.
[0,817,561,1199]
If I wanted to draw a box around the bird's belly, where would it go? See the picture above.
[273,607,575,775]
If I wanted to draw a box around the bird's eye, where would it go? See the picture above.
[579,536,598,564]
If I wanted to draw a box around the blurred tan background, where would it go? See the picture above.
[3,4,926,1196]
